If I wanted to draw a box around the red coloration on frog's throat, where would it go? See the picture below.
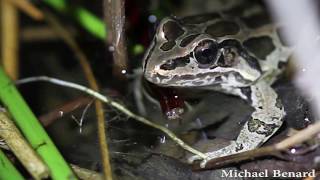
[146,81,185,120]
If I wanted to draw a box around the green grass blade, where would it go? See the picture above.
[0,67,77,180]
[73,7,106,40]
[0,149,24,180]
[43,0,67,12]
[43,0,107,40]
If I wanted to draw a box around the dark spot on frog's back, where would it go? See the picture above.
[219,39,262,72]
[259,123,279,136]
[247,118,261,132]
[243,55,262,73]
[162,20,184,41]
[241,13,271,29]
[180,13,221,24]
[243,36,275,60]
[180,34,199,47]
[160,41,176,51]
[205,21,240,37]
[222,4,248,17]
[223,7,242,17]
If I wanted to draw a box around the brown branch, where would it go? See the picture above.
[21,26,77,42]
[38,96,92,126]
[275,122,320,150]
[191,146,277,171]
[192,122,320,171]
[44,11,113,180]
[103,0,128,82]
[4,0,43,20]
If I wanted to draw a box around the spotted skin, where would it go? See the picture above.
[142,2,291,168]
[205,20,240,37]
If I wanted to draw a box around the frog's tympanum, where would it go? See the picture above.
[142,4,291,167]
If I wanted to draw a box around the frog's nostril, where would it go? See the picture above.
[160,60,177,70]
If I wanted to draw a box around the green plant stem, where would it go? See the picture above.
[0,67,77,180]
[0,149,24,180]
[42,0,66,12]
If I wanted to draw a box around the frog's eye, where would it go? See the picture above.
[193,40,218,66]
[217,47,238,67]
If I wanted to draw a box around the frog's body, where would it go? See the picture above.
[142,3,291,167]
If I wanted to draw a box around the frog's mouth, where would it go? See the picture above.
[144,69,256,88]
[143,78,210,100]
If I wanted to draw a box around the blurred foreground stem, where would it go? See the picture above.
[0,67,77,180]
[0,110,49,179]
[0,149,24,180]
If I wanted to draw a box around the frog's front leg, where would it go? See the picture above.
[188,81,285,168]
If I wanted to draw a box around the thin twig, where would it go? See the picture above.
[0,109,49,179]
[38,96,92,126]
[275,122,320,150]
[4,0,43,20]
[44,11,113,180]
[16,76,207,159]
[75,100,93,133]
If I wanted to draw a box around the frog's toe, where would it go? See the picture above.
[187,154,205,164]
[188,151,223,168]
[199,159,210,168]
[188,154,213,168]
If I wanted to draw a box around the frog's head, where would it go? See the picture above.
[143,17,262,88]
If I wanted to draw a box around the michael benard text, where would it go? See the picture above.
[221,169,315,178]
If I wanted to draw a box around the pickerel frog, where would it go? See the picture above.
[142,3,291,167]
